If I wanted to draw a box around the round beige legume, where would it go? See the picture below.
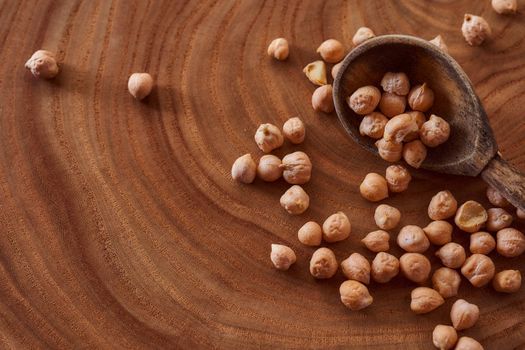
[435,242,466,269]
[339,280,373,310]
[432,324,457,350]
[347,86,381,115]
[486,186,510,207]
[408,83,434,112]
[461,254,495,287]
[428,190,458,220]
[374,204,401,230]
[384,113,419,143]
[397,225,430,253]
[257,155,282,182]
[486,207,513,231]
[359,112,389,139]
[492,0,518,14]
[432,267,461,298]
[254,123,284,153]
[400,253,431,283]
[310,247,338,279]
[496,227,525,257]
[282,117,306,144]
[469,231,496,255]
[450,299,479,330]
[280,185,309,215]
[371,252,399,283]
[322,211,351,243]
[352,27,375,46]
[231,154,257,183]
[493,269,521,293]
[297,221,322,246]
[340,253,370,284]
[385,165,411,193]
[281,151,312,185]
[380,72,410,96]
[375,138,403,162]
[429,35,449,54]
[361,230,390,252]
[360,173,389,202]
[423,220,453,245]
[462,14,491,46]
[406,110,426,129]
[379,93,407,118]
[312,85,334,113]
[420,114,450,147]
[316,39,345,63]
[270,244,296,270]
[455,337,483,350]
[267,38,289,60]
[403,140,427,168]
[331,62,342,79]
[410,287,444,314]
[455,200,488,233]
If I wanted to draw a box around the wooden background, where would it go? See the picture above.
[0,0,524,349]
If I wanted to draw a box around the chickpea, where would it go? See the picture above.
[310,247,338,279]
[380,72,410,96]
[469,231,496,255]
[322,211,351,243]
[496,227,525,257]
[339,280,373,310]
[428,190,458,220]
[408,83,434,112]
[281,151,312,184]
[455,200,488,233]
[347,86,381,115]
[385,165,411,193]
[316,39,345,63]
[231,154,257,183]
[450,299,479,330]
[397,225,430,253]
[128,73,154,100]
[374,204,401,230]
[486,208,513,231]
[493,270,521,293]
[340,253,370,284]
[360,173,389,202]
[257,155,282,182]
[375,138,403,162]
[282,117,306,144]
[461,254,495,287]
[331,62,342,79]
[420,115,450,147]
[403,140,427,169]
[423,220,453,245]
[400,253,431,283]
[270,244,296,270]
[359,112,388,139]
[280,185,309,215]
[429,35,449,54]
[432,267,461,298]
[25,50,60,79]
[384,114,419,143]
[432,324,458,350]
[492,0,518,14]
[436,243,466,269]
[312,85,334,113]
[379,93,407,118]
[303,60,327,86]
[371,252,399,283]
[455,337,483,350]
[361,230,390,252]
[352,27,375,46]
[518,207,525,220]
[297,221,322,246]
[486,186,510,207]
[254,123,284,153]
[267,38,289,60]
[462,14,491,46]
[410,287,444,314]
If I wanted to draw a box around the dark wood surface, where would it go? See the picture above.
[0,1,524,349]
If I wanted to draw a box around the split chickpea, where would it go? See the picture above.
[339,280,373,310]
[360,173,389,202]
[371,252,399,283]
[316,39,345,63]
[493,269,521,293]
[385,165,411,193]
[254,123,284,153]
[340,253,371,284]
[462,14,491,46]
[469,231,496,255]
[348,86,381,115]
[361,230,390,252]
[450,299,479,330]
[420,115,450,147]
[297,221,322,246]
[410,287,444,314]
[312,85,334,113]
[374,204,401,230]
[303,60,327,86]
[486,208,513,231]
[267,38,289,60]
[435,242,466,269]
[423,220,453,245]
[432,324,458,350]
[310,247,338,279]
[496,227,525,257]
[270,244,296,270]
[400,253,431,283]
[257,155,282,182]
[428,190,457,220]
[397,225,430,253]
[280,185,309,215]
[380,72,410,96]
[281,151,312,184]
[461,253,495,287]
[454,200,488,233]
[322,211,351,243]
[282,117,306,144]
[359,112,388,139]
[432,267,461,298]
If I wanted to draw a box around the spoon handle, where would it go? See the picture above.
[481,154,525,211]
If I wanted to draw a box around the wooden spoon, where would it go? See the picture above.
[333,34,525,211]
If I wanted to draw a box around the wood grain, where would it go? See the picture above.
[0,1,524,349]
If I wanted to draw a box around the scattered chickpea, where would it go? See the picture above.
[379,93,407,118]
[280,151,312,184]
[493,269,521,293]
[383,113,419,143]
[25,50,60,79]
[267,38,289,60]
[316,39,345,63]
[432,324,458,350]
[375,138,403,162]
[429,35,449,54]
[380,72,410,96]
[280,185,310,215]
[406,110,426,129]
[374,204,401,230]
[303,60,327,86]
[486,186,510,207]
[454,200,488,233]
[462,14,491,46]
[518,207,525,220]
[385,165,411,193]
[469,231,496,255]
[428,190,458,220]
[450,299,479,330]
[496,227,525,257]
[312,85,335,113]
[352,27,376,46]
[400,253,431,283]
[254,123,284,153]
[231,154,257,183]
[403,140,427,169]
[270,244,296,270]
[397,225,430,253]
[297,221,322,246]
[360,173,389,202]
[423,221,453,245]
[331,62,342,79]
[492,0,518,14]
[486,208,513,231]
[282,117,306,144]
[432,267,461,298]
[461,254,495,287]
[359,112,389,139]
[361,230,390,252]
[322,211,351,243]
[128,73,154,100]
[257,155,282,182]
[339,280,373,310]
[371,252,399,283]
[420,115,450,148]
[410,287,444,314]
[347,86,381,115]
[408,83,434,112]
[455,337,483,350]
[340,253,370,284]
[310,247,338,279]
[436,243,466,269]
